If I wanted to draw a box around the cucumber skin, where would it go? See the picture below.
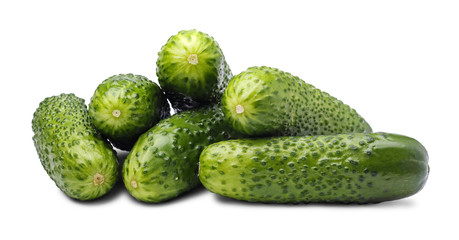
[222,66,372,136]
[199,132,429,203]
[122,105,243,203]
[156,29,232,111]
[32,94,119,201]
[89,73,170,151]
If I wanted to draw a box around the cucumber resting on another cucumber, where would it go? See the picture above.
[89,73,170,151]
[222,66,372,137]
[156,29,232,111]
[199,132,429,203]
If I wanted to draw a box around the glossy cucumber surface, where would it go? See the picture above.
[122,105,242,203]
[199,132,429,203]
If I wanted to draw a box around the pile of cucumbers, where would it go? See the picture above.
[32,29,429,204]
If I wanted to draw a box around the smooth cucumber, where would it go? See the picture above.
[89,73,170,151]
[222,66,372,136]
[199,132,429,203]
[122,105,242,203]
[156,29,232,111]
[32,93,119,200]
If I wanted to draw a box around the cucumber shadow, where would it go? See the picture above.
[115,148,129,166]
[212,194,417,208]
[64,179,127,205]
[124,184,208,206]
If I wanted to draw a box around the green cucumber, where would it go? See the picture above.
[222,66,372,136]
[122,105,242,203]
[199,132,429,203]
[32,93,119,201]
[156,29,232,111]
[89,73,170,151]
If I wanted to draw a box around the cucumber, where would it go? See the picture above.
[122,105,242,203]
[32,93,119,201]
[199,132,429,203]
[89,73,170,151]
[156,29,232,111]
[222,66,372,136]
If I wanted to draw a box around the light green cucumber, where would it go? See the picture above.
[222,66,372,136]
[199,132,429,203]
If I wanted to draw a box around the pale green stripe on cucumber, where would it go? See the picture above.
[222,66,372,136]
[199,132,429,203]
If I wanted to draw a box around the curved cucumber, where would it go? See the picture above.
[32,93,119,201]
[222,66,372,136]
[199,132,429,203]
[156,29,232,111]
[89,73,170,151]
[122,105,242,203]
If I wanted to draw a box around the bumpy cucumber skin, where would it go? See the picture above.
[222,66,372,136]
[32,94,119,201]
[199,132,429,203]
[122,105,243,203]
[89,74,170,151]
[156,29,232,111]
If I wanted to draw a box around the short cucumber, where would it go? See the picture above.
[199,132,429,203]
[32,93,119,200]
[222,66,372,136]
[156,29,232,111]
[122,105,242,203]
[89,73,170,151]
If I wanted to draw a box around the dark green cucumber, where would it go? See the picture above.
[122,105,242,203]
[156,29,232,111]
[222,66,372,136]
[89,73,170,151]
[199,132,429,203]
[32,93,119,201]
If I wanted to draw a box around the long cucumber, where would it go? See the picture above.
[199,132,429,203]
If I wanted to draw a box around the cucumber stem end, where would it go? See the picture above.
[187,54,198,65]
[93,173,105,186]
[112,109,121,118]
[131,180,138,189]
[235,105,244,114]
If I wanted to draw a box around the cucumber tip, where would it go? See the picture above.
[187,54,198,65]
[112,109,121,118]
[93,173,105,186]
[131,180,138,189]
[235,104,244,114]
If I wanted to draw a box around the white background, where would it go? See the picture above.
[1,0,458,239]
